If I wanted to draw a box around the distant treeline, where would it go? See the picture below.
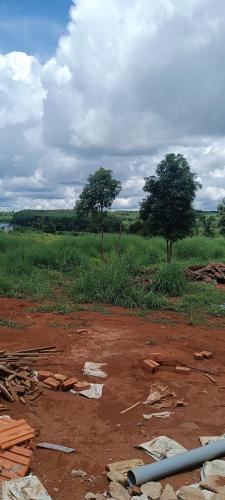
[11,210,123,233]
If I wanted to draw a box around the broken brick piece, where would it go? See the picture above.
[143,359,160,373]
[148,353,163,363]
[62,377,78,391]
[76,329,88,334]
[175,366,191,374]
[38,371,53,381]
[202,351,214,359]
[44,377,61,391]
[74,381,91,392]
[54,374,67,382]
[194,352,204,360]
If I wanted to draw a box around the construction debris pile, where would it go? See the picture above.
[185,262,225,283]
[0,346,101,405]
[0,415,34,482]
[0,346,60,405]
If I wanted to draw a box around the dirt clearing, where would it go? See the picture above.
[0,298,225,498]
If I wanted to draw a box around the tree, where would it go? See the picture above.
[200,214,215,237]
[218,198,225,236]
[140,153,201,262]
[75,167,121,258]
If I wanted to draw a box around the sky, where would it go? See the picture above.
[0,0,225,211]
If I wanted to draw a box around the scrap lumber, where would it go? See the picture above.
[0,419,35,449]
[185,262,225,283]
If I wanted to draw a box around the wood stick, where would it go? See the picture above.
[120,401,141,415]
[16,346,56,354]
[205,373,217,384]
[0,382,14,402]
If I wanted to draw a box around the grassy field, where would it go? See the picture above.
[0,231,225,321]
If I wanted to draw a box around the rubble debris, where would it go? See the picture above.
[37,442,75,453]
[148,353,163,363]
[175,366,190,375]
[185,263,225,283]
[0,475,52,499]
[160,483,177,499]
[143,383,174,406]
[205,374,217,384]
[202,351,214,359]
[140,481,162,499]
[109,481,130,499]
[106,459,144,485]
[43,377,61,391]
[200,435,225,446]
[201,460,225,481]
[120,401,141,415]
[200,475,225,493]
[62,377,78,390]
[71,469,87,479]
[71,383,104,399]
[194,353,204,361]
[143,412,171,420]
[177,485,204,499]
[143,359,160,373]
[83,362,108,379]
[135,436,187,461]
[74,381,91,391]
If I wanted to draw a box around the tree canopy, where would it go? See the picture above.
[76,167,121,257]
[140,153,201,261]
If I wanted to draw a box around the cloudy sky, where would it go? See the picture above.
[0,0,224,211]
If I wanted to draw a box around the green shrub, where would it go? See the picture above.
[153,263,187,296]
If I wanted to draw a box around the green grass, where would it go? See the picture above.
[153,262,188,296]
[0,232,225,316]
[0,317,26,329]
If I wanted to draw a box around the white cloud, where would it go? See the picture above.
[0,0,225,210]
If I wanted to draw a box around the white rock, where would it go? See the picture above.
[161,484,177,499]
[140,481,162,499]
[71,468,87,479]
[178,486,205,499]
[109,481,131,500]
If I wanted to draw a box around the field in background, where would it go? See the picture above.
[0,232,225,323]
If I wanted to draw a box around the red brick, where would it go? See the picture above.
[194,352,204,360]
[149,352,163,363]
[143,359,160,373]
[38,370,53,381]
[53,373,67,382]
[62,377,78,390]
[44,377,61,390]
[175,366,191,374]
[202,351,213,359]
[74,381,91,391]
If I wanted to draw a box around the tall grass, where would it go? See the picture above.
[0,232,225,311]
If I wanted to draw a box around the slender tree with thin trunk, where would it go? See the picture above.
[140,153,201,262]
[75,167,121,259]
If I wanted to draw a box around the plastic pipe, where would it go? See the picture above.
[128,438,225,486]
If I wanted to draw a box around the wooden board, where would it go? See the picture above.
[0,419,35,449]
[0,445,33,481]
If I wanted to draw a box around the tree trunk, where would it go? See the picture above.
[166,240,170,263]
[100,208,104,260]
[166,240,173,263]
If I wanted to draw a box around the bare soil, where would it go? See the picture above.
[0,297,225,499]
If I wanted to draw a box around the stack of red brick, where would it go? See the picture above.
[38,371,91,392]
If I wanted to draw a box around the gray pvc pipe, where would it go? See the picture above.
[128,438,225,486]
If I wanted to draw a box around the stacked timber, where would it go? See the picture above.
[185,262,225,283]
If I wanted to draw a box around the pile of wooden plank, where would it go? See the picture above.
[0,346,57,405]
[185,262,225,283]
[0,416,34,481]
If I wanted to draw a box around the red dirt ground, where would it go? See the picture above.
[0,297,225,499]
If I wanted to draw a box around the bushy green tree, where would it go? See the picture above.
[76,167,121,258]
[218,199,225,236]
[140,153,201,262]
